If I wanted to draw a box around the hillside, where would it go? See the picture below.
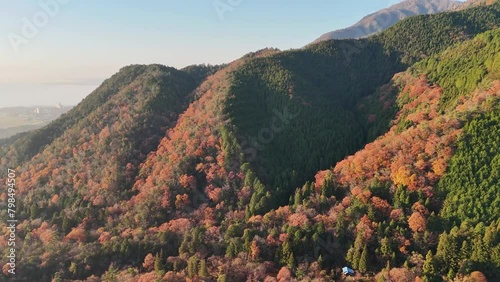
[0,2,499,282]
[327,28,500,280]
[0,64,203,281]
[0,65,154,166]
[0,64,221,166]
[312,0,460,43]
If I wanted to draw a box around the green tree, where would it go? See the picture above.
[347,230,365,269]
[226,241,237,258]
[436,232,458,272]
[154,250,165,274]
[379,237,393,263]
[217,274,227,282]
[187,256,198,278]
[358,245,368,273]
[199,259,209,277]
[69,261,78,275]
[423,250,439,282]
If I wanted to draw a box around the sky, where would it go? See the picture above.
[1,0,416,107]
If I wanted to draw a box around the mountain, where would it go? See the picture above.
[312,0,461,43]
[0,64,222,167]
[327,28,500,280]
[0,64,207,281]
[0,2,499,281]
[457,0,497,9]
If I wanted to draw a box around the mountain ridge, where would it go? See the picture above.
[312,0,461,43]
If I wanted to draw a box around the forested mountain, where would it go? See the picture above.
[0,2,499,282]
[0,64,205,281]
[326,28,500,280]
[312,0,460,43]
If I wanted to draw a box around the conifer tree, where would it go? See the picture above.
[199,259,209,277]
[187,256,198,278]
[154,250,165,274]
[359,245,368,273]
[423,250,439,282]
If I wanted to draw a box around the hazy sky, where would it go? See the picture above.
[1,0,410,107]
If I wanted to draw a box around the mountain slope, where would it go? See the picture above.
[231,1,500,201]
[0,64,222,166]
[312,0,461,43]
[318,27,500,280]
[0,64,201,281]
[0,65,150,166]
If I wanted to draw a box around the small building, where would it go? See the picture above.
[342,266,355,276]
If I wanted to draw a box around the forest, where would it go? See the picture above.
[0,1,499,282]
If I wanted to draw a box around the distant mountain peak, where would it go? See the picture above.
[312,0,461,43]
[456,0,497,9]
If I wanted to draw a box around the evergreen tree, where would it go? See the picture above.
[154,250,165,274]
[69,262,77,275]
[346,247,357,269]
[460,240,471,259]
[317,255,324,268]
[471,234,489,263]
[294,189,302,207]
[199,259,209,277]
[423,250,439,282]
[279,239,295,269]
[347,230,365,269]
[217,274,227,282]
[379,237,393,262]
[226,241,237,258]
[358,245,368,273]
[436,232,458,272]
[120,239,130,256]
[187,256,198,278]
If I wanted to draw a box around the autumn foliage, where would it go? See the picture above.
[1,8,500,282]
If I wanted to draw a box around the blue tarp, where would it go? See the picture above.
[342,266,355,275]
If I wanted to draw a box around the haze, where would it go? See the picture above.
[2,0,424,107]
